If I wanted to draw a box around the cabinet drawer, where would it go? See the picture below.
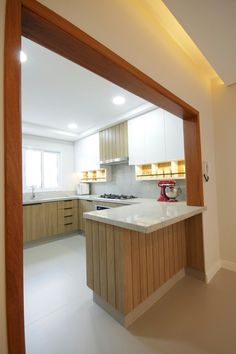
[58,208,77,219]
[58,200,77,210]
[58,214,77,226]
[58,220,78,234]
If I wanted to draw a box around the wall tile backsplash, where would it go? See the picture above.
[91,164,186,200]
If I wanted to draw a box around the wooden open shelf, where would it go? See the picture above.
[135,160,185,181]
[79,167,111,183]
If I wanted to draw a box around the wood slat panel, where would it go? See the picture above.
[85,218,205,316]
[146,233,154,296]
[163,227,170,282]
[153,231,160,290]
[139,233,148,301]
[185,214,205,271]
[168,225,175,278]
[99,223,107,300]
[131,231,141,307]
[158,228,165,286]
[106,224,116,307]
[85,220,93,289]
[123,229,133,314]
[114,227,124,312]
[92,222,100,294]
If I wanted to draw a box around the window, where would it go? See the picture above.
[23,147,60,190]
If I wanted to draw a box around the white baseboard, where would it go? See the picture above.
[205,260,222,283]
[221,260,236,272]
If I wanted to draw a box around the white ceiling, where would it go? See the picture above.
[21,38,153,141]
[163,0,236,85]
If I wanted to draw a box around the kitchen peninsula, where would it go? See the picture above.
[84,201,206,326]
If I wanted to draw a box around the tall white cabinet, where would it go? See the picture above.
[74,133,100,172]
[128,108,184,165]
[164,111,184,161]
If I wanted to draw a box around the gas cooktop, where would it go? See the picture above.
[99,194,137,200]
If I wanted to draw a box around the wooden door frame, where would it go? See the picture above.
[4,0,204,353]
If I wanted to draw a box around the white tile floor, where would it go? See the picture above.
[24,234,236,354]
[24,234,156,354]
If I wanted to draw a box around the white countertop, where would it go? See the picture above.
[84,200,206,234]
[23,194,206,233]
[22,194,153,205]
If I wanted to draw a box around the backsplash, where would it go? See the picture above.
[91,164,186,200]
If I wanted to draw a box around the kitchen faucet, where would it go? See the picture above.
[31,185,36,200]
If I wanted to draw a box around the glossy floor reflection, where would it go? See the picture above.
[24,235,236,354]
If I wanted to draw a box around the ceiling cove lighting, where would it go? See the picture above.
[20,50,27,63]
[68,123,78,130]
[112,96,126,105]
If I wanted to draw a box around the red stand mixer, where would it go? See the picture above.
[158,179,180,202]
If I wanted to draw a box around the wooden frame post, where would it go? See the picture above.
[4,1,204,353]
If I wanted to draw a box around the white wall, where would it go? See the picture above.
[1,1,221,352]
[22,134,76,192]
[212,79,236,270]
[37,0,220,275]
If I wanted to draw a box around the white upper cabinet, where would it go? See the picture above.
[128,108,184,165]
[75,133,100,172]
[164,111,184,161]
[128,114,146,165]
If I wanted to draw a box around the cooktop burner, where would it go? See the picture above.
[100,193,137,200]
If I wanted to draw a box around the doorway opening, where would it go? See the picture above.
[4,1,204,354]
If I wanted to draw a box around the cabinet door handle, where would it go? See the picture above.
[64,207,72,210]
[64,222,73,226]
[64,215,72,218]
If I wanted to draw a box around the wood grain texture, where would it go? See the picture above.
[185,214,205,272]
[4,1,25,353]
[123,229,133,314]
[99,121,128,161]
[85,220,189,315]
[21,1,197,120]
[85,220,93,289]
[184,114,204,206]
[106,224,116,307]
[78,200,96,231]
[5,0,204,352]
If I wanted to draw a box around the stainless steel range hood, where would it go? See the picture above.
[99,156,129,166]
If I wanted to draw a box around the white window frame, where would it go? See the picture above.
[22,146,62,192]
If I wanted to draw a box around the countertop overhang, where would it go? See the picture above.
[84,200,206,234]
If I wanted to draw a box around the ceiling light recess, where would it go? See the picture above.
[112,96,126,105]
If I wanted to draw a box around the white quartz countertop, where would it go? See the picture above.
[22,194,153,205]
[84,201,206,234]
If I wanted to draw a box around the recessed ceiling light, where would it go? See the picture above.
[20,50,27,63]
[112,96,126,105]
[68,123,78,130]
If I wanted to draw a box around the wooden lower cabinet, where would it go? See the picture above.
[23,202,58,242]
[78,200,96,232]
[23,200,78,243]
[58,201,78,234]
[23,199,128,242]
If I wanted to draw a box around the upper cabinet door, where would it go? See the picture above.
[75,133,100,172]
[128,115,146,165]
[128,109,165,165]
[99,121,128,162]
[144,109,165,163]
[164,111,184,161]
